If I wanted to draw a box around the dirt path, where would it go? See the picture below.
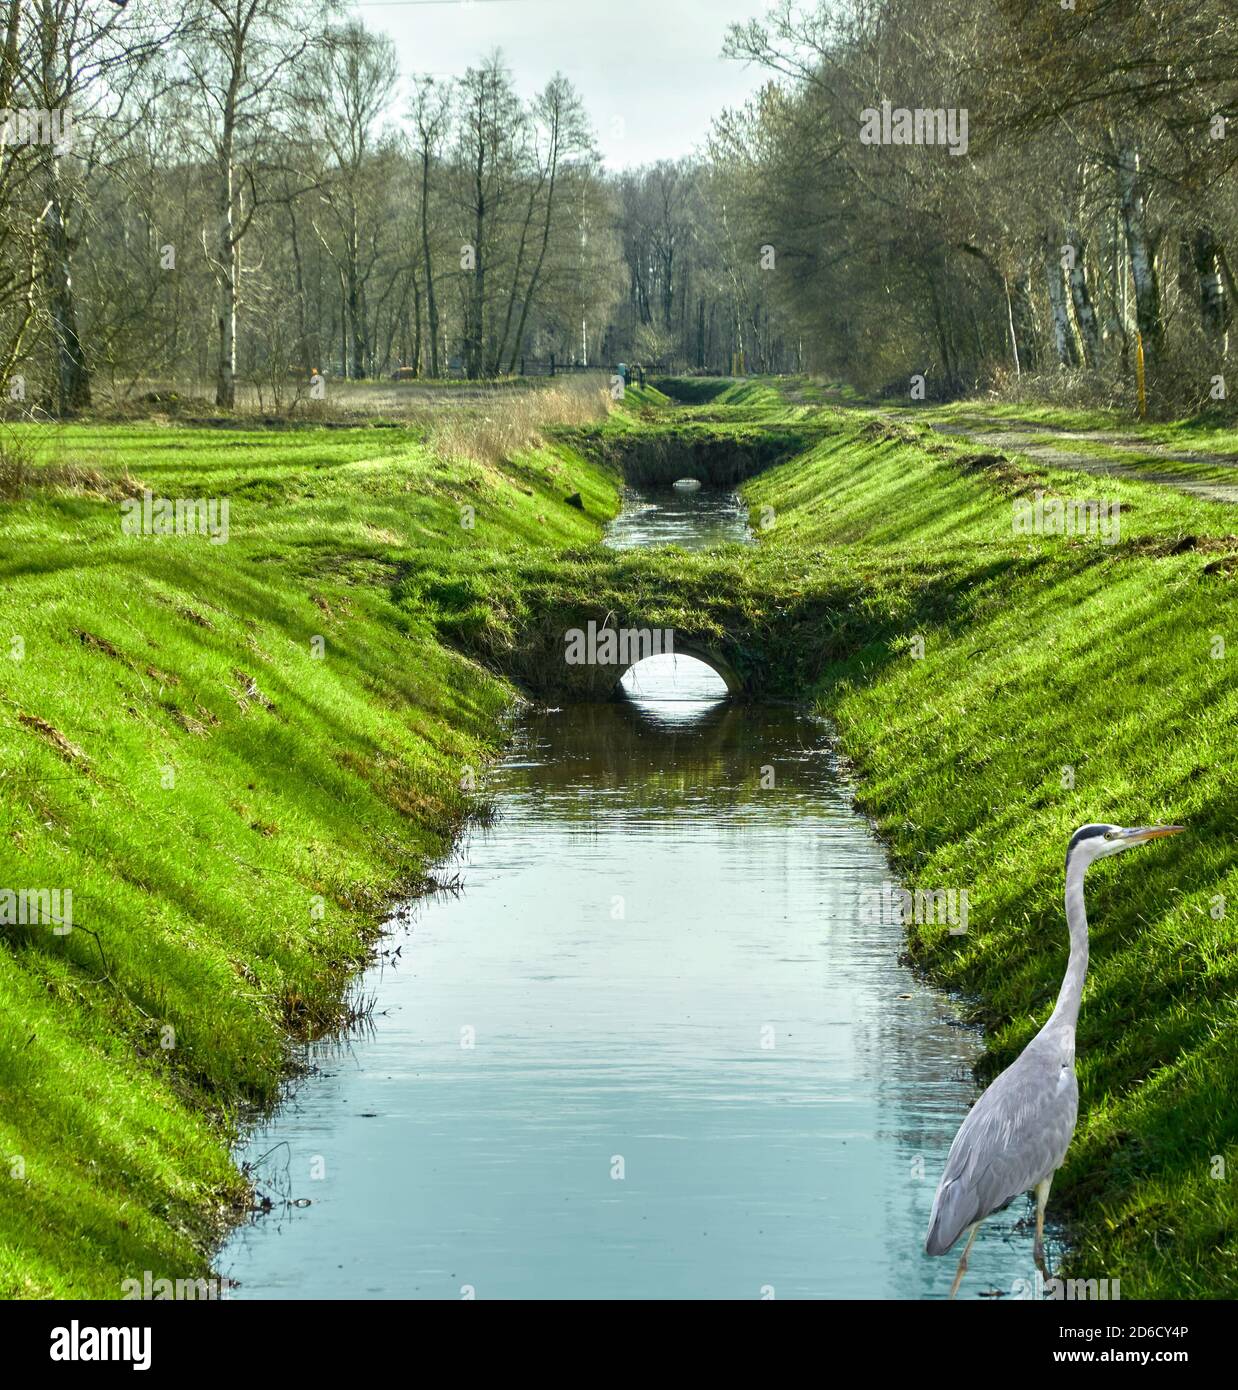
[927,415,1238,504]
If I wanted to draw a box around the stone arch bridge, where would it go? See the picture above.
[502,612,775,703]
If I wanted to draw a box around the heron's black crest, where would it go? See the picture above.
[1065,824,1109,870]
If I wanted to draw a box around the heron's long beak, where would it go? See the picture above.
[1124,825,1186,842]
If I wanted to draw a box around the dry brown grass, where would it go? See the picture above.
[0,375,612,496]
[0,426,39,499]
[90,372,612,426]
[428,377,611,468]
[0,423,148,501]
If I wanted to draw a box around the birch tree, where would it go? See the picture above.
[185,0,311,407]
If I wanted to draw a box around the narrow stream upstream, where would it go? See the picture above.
[220,481,1038,1299]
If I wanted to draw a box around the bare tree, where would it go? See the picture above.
[302,21,396,379]
[410,74,451,378]
[185,0,311,407]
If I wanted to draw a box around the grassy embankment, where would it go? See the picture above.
[738,399,1238,1297]
[0,385,621,1297]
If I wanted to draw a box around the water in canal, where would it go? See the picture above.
[220,484,1041,1299]
[603,480,751,551]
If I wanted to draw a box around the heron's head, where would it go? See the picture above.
[1068,822,1185,870]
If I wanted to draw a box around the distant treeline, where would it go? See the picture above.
[714,0,1238,411]
[4,2,1229,413]
[0,3,796,413]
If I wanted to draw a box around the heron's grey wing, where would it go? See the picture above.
[926,1049,1078,1254]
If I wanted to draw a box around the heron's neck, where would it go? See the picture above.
[1046,853,1090,1036]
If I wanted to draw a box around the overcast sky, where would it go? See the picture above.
[350,0,772,168]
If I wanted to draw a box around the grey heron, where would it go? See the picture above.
[925,822,1184,1298]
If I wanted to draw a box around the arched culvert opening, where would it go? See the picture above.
[615,650,739,704]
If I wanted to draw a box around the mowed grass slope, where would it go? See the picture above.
[0,412,618,1297]
[745,408,1238,1296]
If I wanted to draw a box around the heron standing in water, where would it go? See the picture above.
[926,823,1184,1298]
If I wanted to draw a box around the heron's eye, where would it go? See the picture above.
[1103,830,1119,840]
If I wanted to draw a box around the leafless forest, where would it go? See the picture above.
[2,0,1234,413]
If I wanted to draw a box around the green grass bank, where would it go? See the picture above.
[0,410,620,1296]
[740,404,1238,1297]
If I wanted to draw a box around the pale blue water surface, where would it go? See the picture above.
[219,489,1041,1299]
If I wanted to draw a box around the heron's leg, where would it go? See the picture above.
[1034,1176,1053,1278]
[948,1222,980,1300]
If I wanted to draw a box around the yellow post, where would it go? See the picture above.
[1135,331,1147,419]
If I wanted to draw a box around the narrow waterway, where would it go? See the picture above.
[220,484,1039,1299]
[603,480,752,550]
